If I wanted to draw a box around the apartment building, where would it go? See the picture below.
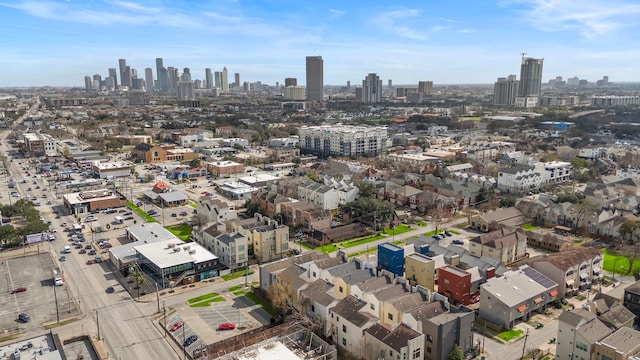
[468,227,528,265]
[206,160,244,177]
[228,213,289,263]
[23,132,57,157]
[213,232,248,271]
[299,124,388,157]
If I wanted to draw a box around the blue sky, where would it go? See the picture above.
[1,0,639,87]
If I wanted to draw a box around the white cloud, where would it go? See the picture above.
[113,1,160,14]
[505,0,640,38]
[371,8,427,40]
[329,9,345,19]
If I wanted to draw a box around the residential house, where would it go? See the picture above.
[350,275,396,301]
[405,253,436,290]
[586,292,635,330]
[556,309,613,360]
[333,268,377,300]
[304,256,347,283]
[479,265,558,329]
[534,161,572,185]
[444,163,474,177]
[362,284,411,319]
[497,166,542,194]
[381,292,427,326]
[364,323,425,360]
[228,213,289,263]
[404,300,475,360]
[251,189,293,219]
[280,201,331,233]
[527,248,604,298]
[297,181,339,210]
[197,197,236,225]
[437,265,476,305]
[329,296,378,356]
[258,251,329,293]
[592,327,640,360]
[378,242,405,277]
[299,280,339,336]
[213,232,248,271]
[420,175,482,211]
[470,207,525,232]
[468,227,528,265]
[378,181,423,209]
[623,280,640,328]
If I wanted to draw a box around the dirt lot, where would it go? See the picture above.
[0,252,79,331]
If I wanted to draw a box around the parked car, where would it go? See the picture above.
[171,213,177,217]
[85,216,97,222]
[11,287,27,294]
[218,322,236,331]
[170,321,184,331]
[123,212,133,216]
[89,249,97,255]
[106,286,115,294]
[86,259,95,265]
[124,216,134,220]
[18,313,30,322]
[85,245,92,249]
[432,235,443,240]
[183,335,197,347]
[179,211,188,216]
[444,230,453,237]
[79,249,86,254]
[95,257,103,263]
[452,239,464,245]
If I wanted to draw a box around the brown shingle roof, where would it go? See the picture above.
[330,296,376,328]
[366,323,423,352]
[527,248,602,272]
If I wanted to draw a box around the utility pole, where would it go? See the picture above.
[53,284,60,323]
[521,328,529,360]
[96,309,100,340]
[182,324,187,360]
[163,301,167,337]
[155,283,160,313]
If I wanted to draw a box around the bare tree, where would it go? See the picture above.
[267,276,295,317]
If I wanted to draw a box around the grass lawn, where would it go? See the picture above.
[188,293,224,307]
[497,329,523,342]
[165,224,193,241]
[315,243,340,253]
[602,249,632,275]
[222,269,254,281]
[522,224,538,231]
[424,229,445,236]
[384,225,412,236]
[348,247,378,258]
[341,234,387,248]
[127,201,157,223]
[416,221,427,227]
[244,293,279,317]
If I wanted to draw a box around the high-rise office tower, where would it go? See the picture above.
[118,59,128,88]
[182,68,191,82]
[84,76,92,90]
[347,81,350,91]
[214,71,222,88]
[388,79,392,88]
[144,68,154,92]
[177,81,195,100]
[285,78,297,87]
[362,73,382,103]
[108,68,118,89]
[205,68,213,89]
[222,67,229,92]
[156,58,169,92]
[168,67,178,91]
[493,75,519,106]
[518,57,543,97]
[93,74,102,83]
[234,73,240,89]
[418,81,433,95]
[305,56,323,102]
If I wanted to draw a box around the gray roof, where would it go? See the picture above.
[371,284,409,302]
[576,317,613,344]
[330,296,376,328]
[126,222,179,242]
[300,280,336,307]
[215,232,245,246]
[159,191,189,202]
[327,260,362,278]
[353,275,394,294]
[406,301,448,321]
[338,268,376,285]
[596,327,640,354]
[365,323,422,352]
[388,292,426,313]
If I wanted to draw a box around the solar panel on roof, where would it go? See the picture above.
[522,266,556,289]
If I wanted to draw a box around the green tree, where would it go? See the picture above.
[448,344,464,360]
[189,158,201,168]
[619,220,637,242]
[477,186,497,204]
[500,196,517,208]
[358,182,376,198]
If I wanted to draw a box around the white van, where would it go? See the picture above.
[64,246,71,253]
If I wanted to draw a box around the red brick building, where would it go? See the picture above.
[206,160,244,177]
[437,265,475,305]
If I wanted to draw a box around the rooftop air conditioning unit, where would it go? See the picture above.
[183,245,190,251]
[168,243,176,248]
[188,250,196,255]
[174,247,181,252]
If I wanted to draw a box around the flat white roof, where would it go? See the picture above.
[127,222,179,242]
[93,161,132,170]
[209,160,242,167]
[135,240,217,269]
[238,174,279,183]
[236,341,301,360]
[63,189,120,205]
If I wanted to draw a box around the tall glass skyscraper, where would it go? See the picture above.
[518,58,544,97]
[155,58,169,92]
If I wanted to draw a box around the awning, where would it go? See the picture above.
[566,279,575,287]
[549,290,558,297]
[517,304,527,312]
[534,297,543,304]
[580,273,588,281]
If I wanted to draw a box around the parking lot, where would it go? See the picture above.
[0,252,78,331]
[166,314,207,355]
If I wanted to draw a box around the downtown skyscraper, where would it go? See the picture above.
[222,67,229,93]
[305,56,323,102]
[156,58,169,92]
[118,58,131,88]
[205,68,213,89]
[361,73,382,103]
[515,57,544,107]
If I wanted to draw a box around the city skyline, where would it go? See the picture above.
[1,0,640,87]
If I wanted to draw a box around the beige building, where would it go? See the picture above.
[592,327,640,360]
[228,213,289,263]
[468,228,528,265]
[405,253,436,290]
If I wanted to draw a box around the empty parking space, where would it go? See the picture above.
[0,253,79,331]
[165,314,207,354]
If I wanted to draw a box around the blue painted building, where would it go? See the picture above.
[378,242,405,277]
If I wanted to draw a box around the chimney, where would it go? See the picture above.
[486,267,496,279]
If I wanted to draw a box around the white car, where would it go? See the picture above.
[51,228,57,233]
[85,216,97,222]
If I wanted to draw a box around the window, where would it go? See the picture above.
[339,286,344,293]
[342,338,346,346]
[370,303,375,310]
[412,348,421,359]
[427,347,432,353]
[342,325,346,333]
[390,350,393,357]
[388,313,393,321]
[311,305,315,313]
[427,334,433,343]
[313,271,316,277]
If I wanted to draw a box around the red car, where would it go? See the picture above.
[218,323,236,331]
[170,321,184,331]
[10,287,27,294]
[86,259,95,265]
